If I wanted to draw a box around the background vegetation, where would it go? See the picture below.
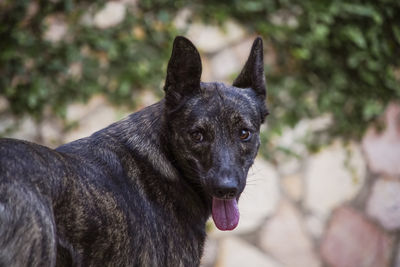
[1,0,399,155]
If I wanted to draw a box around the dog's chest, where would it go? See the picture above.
[128,196,206,266]
[136,225,205,266]
[54,179,206,266]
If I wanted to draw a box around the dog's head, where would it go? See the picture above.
[163,36,268,231]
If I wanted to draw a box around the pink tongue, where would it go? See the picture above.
[212,198,239,231]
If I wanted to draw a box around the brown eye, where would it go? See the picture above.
[239,129,251,141]
[191,131,203,143]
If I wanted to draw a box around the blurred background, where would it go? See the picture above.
[1,0,400,266]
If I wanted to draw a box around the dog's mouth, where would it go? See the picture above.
[211,197,239,231]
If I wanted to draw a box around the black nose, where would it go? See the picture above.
[213,179,238,199]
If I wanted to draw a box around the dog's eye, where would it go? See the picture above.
[239,129,251,141]
[191,131,204,143]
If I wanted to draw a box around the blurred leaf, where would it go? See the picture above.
[342,26,367,48]
[340,3,383,24]
[393,25,400,44]
[363,100,384,120]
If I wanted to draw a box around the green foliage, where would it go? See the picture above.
[0,0,179,120]
[195,0,399,156]
[264,0,400,155]
[1,0,399,154]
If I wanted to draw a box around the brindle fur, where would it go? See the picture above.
[0,36,268,266]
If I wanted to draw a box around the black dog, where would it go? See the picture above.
[0,36,268,266]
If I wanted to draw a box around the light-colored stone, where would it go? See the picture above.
[304,214,325,239]
[231,38,256,65]
[133,90,159,109]
[269,9,300,28]
[120,0,138,6]
[395,245,400,267]
[173,8,192,30]
[274,115,332,176]
[200,56,213,82]
[64,95,125,143]
[0,96,9,113]
[65,95,110,122]
[187,21,245,53]
[207,37,260,82]
[260,200,321,267]
[6,117,38,142]
[200,237,218,267]
[0,117,14,137]
[67,62,83,81]
[43,15,68,43]
[215,236,282,267]
[94,2,126,29]
[367,178,400,231]
[274,116,332,159]
[281,173,303,201]
[304,141,366,218]
[235,158,280,233]
[39,118,63,147]
[362,103,400,176]
[321,206,393,267]
[210,48,241,81]
[276,156,303,177]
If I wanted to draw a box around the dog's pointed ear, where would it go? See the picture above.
[233,37,266,98]
[164,36,202,108]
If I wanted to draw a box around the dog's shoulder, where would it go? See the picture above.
[0,138,65,174]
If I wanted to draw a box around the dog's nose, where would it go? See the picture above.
[213,179,238,199]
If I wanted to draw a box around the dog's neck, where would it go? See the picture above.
[103,100,211,221]
[106,101,177,181]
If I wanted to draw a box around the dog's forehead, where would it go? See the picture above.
[183,82,260,121]
[202,82,258,108]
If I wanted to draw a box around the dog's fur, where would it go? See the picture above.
[0,36,268,266]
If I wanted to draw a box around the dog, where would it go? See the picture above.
[0,36,268,266]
